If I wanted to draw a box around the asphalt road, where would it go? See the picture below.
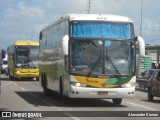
[0,74,160,120]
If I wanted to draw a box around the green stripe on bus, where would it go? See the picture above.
[106,77,131,85]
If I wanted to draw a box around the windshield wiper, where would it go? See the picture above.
[85,46,102,80]
[105,56,121,77]
[86,54,101,77]
[105,47,121,78]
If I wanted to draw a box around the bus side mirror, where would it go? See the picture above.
[62,35,69,55]
[2,49,6,59]
[136,36,145,56]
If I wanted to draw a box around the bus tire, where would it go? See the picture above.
[41,73,44,87]
[36,77,39,81]
[12,73,16,80]
[59,78,63,96]
[112,98,122,105]
[9,75,12,79]
[42,73,49,96]
[8,69,12,79]
[59,77,70,103]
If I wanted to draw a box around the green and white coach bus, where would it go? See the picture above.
[39,14,145,104]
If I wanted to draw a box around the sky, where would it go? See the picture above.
[0,0,160,50]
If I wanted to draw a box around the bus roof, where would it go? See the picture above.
[14,40,39,46]
[41,14,133,32]
[62,14,133,23]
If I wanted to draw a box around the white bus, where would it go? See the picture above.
[39,14,145,104]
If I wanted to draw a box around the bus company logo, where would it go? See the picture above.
[101,82,106,88]
[2,112,11,117]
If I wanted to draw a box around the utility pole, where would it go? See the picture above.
[140,0,143,36]
[86,0,91,14]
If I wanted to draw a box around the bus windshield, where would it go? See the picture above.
[70,21,135,77]
[70,39,135,77]
[15,46,39,68]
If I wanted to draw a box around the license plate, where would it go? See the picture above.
[97,91,108,95]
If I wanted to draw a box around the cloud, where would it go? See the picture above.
[17,1,45,19]
[0,1,47,48]
[0,0,159,49]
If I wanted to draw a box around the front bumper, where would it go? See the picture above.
[15,72,39,78]
[67,85,135,99]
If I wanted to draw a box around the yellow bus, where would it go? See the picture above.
[7,40,39,81]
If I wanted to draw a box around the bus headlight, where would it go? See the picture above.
[70,82,86,87]
[15,70,20,74]
[121,82,136,88]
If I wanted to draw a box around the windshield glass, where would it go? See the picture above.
[104,40,135,75]
[15,46,39,68]
[70,39,135,77]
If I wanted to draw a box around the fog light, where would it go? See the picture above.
[16,70,20,73]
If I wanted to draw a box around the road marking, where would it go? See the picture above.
[12,82,40,98]
[63,112,80,120]
[126,102,157,110]
[0,82,13,92]
[1,82,12,87]
[6,81,60,109]
[12,83,26,91]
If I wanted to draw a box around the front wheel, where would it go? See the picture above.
[36,77,39,81]
[8,69,12,79]
[112,98,122,105]
[59,78,70,103]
